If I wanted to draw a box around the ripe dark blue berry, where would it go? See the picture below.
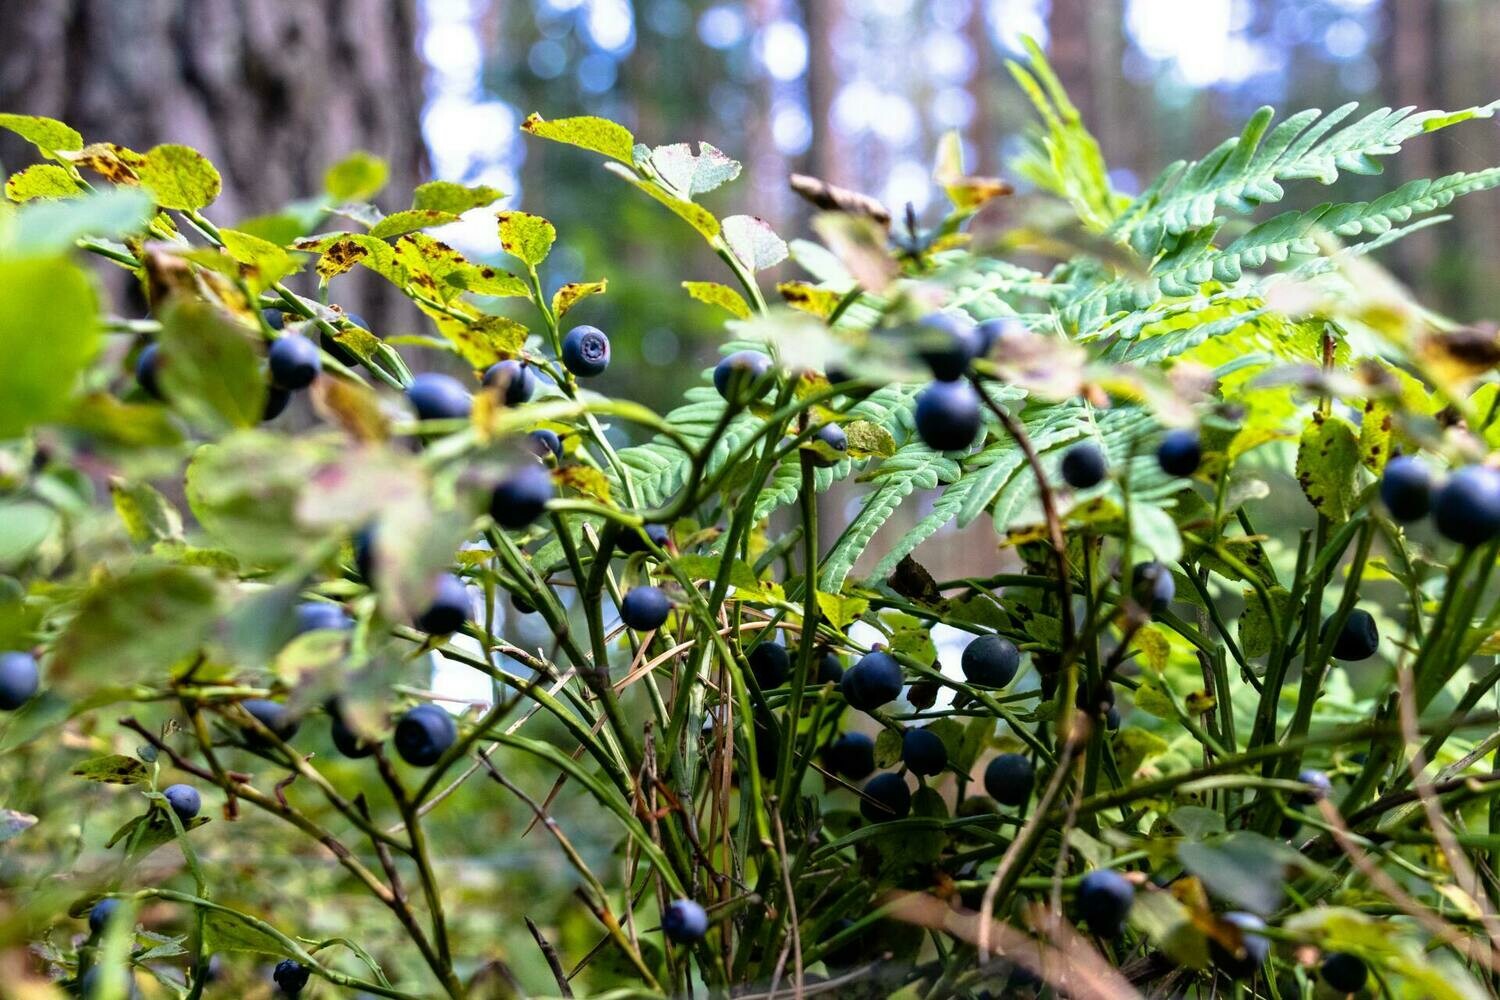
[1076,680,1116,714]
[268,335,321,390]
[713,350,773,400]
[1320,951,1367,993]
[974,317,1014,358]
[406,372,472,421]
[88,898,120,935]
[809,422,848,467]
[824,732,875,780]
[748,640,790,689]
[1076,869,1135,938]
[902,727,947,776]
[1131,561,1175,612]
[618,522,670,555]
[490,462,554,529]
[1293,768,1332,805]
[510,591,537,615]
[983,753,1034,806]
[817,649,845,684]
[483,359,537,405]
[1061,442,1107,489]
[914,312,980,381]
[1433,465,1500,545]
[960,635,1019,688]
[1380,455,1430,522]
[263,386,291,421]
[136,343,163,399]
[162,784,201,822]
[261,308,286,330]
[273,958,311,995]
[1157,428,1202,477]
[526,428,562,459]
[353,526,375,583]
[561,325,611,377]
[620,586,672,631]
[395,704,457,766]
[329,704,376,759]
[1324,608,1378,662]
[841,650,903,711]
[1106,705,1121,731]
[1209,911,1269,978]
[0,651,39,710]
[241,699,300,743]
[416,574,470,634]
[860,772,912,821]
[295,602,351,634]
[662,898,709,943]
[914,380,982,452]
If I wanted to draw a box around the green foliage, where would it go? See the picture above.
[4,37,1500,1000]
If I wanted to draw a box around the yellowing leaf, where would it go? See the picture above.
[682,281,750,319]
[816,592,869,630]
[497,211,556,267]
[324,151,389,202]
[110,478,183,546]
[368,208,461,240]
[1295,414,1360,523]
[0,113,83,157]
[427,312,528,369]
[64,142,147,185]
[217,229,300,290]
[605,163,721,239]
[5,163,80,203]
[777,281,842,319]
[136,144,222,211]
[522,112,636,164]
[552,279,607,318]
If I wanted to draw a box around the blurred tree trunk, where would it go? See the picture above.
[964,0,997,177]
[1382,0,1444,299]
[804,0,847,185]
[0,0,426,321]
[1047,0,1096,127]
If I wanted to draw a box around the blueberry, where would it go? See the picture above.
[713,350,773,400]
[88,898,121,935]
[353,526,375,583]
[824,732,876,780]
[1323,608,1378,662]
[914,380,982,452]
[914,312,980,381]
[241,699,301,743]
[841,650,903,711]
[526,428,563,460]
[136,343,162,399]
[983,753,1034,806]
[328,704,377,759]
[902,727,947,776]
[261,308,286,330]
[1433,465,1500,545]
[620,586,672,631]
[268,335,321,390]
[662,898,709,943]
[1131,561,1175,612]
[1157,428,1202,477]
[273,958,311,995]
[262,386,291,421]
[1209,912,1270,978]
[490,462,554,530]
[860,772,912,821]
[294,601,351,634]
[1293,768,1333,805]
[1380,455,1431,522]
[406,372,472,421]
[748,640,790,689]
[973,317,1014,358]
[394,704,457,766]
[0,652,39,710]
[415,574,470,634]
[1106,705,1121,731]
[1320,951,1367,993]
[482,359,537,406]
[162,783,201,822]
[510,592,537,615]
[1076,869,1135,938]
[1076,680,1116,714]
[817,649,845,684]
[1061,442,1107,489]
[809,422,848,468]
[617,523,670,555]
[960,635,1019,688]
[561,326,610,377]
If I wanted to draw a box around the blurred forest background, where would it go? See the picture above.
[2,0,1498,579]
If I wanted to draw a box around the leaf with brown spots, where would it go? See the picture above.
[315,237,369,280]
[5,163,81,203]
[136,144,221,211]
[497,211,556,267]
[556,465,614,505]
[552,279,607,319]
[681,281,750,319]
[521,113,635,164]
[1294,413,1360,524]
[64,143,146,185]
[427,312,528,369]
[1417,323,1500,386]
[776,281,842,320]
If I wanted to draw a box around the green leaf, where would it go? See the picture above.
[682,281,750,319]
[843,420,897,459]
[1132,676,1177,719]
[324,151,389,202]
[110,479,183,546]
[0,256,100,437]
[202,908,291,957]
[1113,726,1168,774]
[1295,414,1361,524]
[816,592,869,631]
[552,279,607,319]
[521,112,636,164]
[9,186,154,254]
[1237,586,1291,659]
[1168,805,1226,840]
[217,229,300,289]
[1177,832,1296,915]
[0,113,82,157]
[874,727,903,768]
[0,501,55,566]
[496,211,556,267]
[71,753,149,785]
[51,564,222,692]
[604,163,721,239]
[135,144,221,211]
[1129,890,1209,969]
[155,300,267,432]
[1131,505,1182,563]
[368,208,462,240]
[411,180,506,214]
[5,163,81,202]
[185,432,337,566]
[887,612,936,664]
